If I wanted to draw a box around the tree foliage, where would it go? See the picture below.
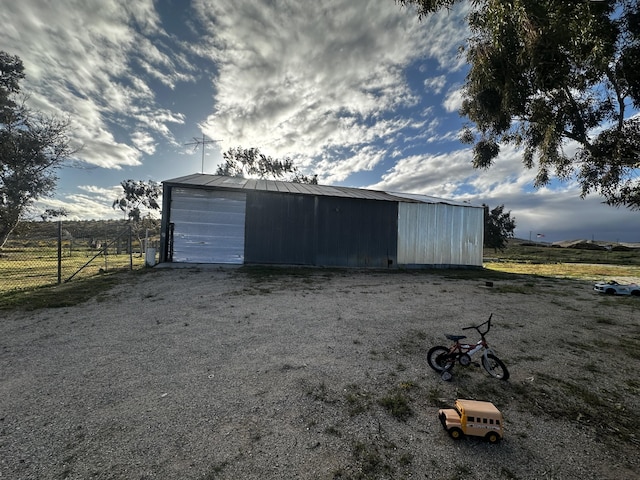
[0,51,76,248]
[216,147,318,184]
[483,204,516,252]
[399,0,640,209]
[112,179,161,254]
[113,179,161,223]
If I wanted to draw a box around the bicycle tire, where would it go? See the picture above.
[427,346,453,372]
[482,353,509,380]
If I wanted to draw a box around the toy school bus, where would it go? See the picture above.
[438,399,503,443]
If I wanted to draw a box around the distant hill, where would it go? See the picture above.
[10,219,133,240]
[509,238,640,250]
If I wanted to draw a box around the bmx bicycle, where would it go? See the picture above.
[427,314,509,381]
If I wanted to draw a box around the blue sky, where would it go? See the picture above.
[2,0,638,243]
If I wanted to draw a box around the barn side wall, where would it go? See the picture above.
[244,192,398,268]
[160,183,483,268]
[397,203,484,267]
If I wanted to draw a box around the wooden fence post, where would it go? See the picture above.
[57,220,62,284]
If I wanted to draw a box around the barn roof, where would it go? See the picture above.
[163,173,478,208]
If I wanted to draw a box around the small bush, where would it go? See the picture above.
[378,392,412,421]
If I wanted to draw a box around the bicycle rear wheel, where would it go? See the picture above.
[482,353,509,380]
[427,346,453,372]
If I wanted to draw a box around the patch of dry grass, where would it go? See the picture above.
[484,261,640,282]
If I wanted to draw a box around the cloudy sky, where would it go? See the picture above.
[2,0,638,243]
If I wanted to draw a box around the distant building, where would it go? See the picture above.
[159,174,484,268]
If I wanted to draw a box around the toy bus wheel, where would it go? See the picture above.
[486,432,501,444]
[448,428,463,440]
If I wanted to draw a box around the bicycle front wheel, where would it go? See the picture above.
[427,346,453,372]
[482,353,509,380]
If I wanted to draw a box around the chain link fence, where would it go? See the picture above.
[1,220,160,293]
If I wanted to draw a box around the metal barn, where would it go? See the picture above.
[159,174,484,268]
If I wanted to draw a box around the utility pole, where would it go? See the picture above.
[185,134,218,173]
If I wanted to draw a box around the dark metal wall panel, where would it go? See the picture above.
[159,183,173,262]
[244,192,398,268]
[245,192,316,265]
[315,196,398,268]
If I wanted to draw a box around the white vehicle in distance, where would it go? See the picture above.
[593,280,640,296]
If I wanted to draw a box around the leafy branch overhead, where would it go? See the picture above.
[216,146,318,184]
[399,0,640,209]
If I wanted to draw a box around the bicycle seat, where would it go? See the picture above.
[445,334,467,342]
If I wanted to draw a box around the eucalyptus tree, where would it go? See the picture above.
[113,179,161,254]
[0,51,76,248]
[217,147,318,184]
[399,0,640,208]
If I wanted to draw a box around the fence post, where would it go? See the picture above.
[57,220,62,284]
[129,224,133,271]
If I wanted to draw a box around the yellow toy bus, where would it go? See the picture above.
[438,399,503,443]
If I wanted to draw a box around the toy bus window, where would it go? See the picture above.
[468,417,474,422]
[483,418,487,424]
[496,420,500,425]
[489,419,494,424]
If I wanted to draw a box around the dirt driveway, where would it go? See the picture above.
[1,267,638,479]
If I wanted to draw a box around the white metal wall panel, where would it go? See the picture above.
[171,188,246,263]
[397,203,483,266]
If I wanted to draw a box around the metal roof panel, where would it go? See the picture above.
[162,174,480,208]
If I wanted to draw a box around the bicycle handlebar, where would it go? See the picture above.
[461,314,493,336]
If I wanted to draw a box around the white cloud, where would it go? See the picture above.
[197,0,469,179]
[78,185,123,198]
[132,131,157,155]
[36,192,123,221]
[424,75,447,94]
[317,146,388,184]
[367,148,476,197]
[0,0,190,169]
[443,86,464,113]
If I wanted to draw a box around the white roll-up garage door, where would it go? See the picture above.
[170,188,246,263]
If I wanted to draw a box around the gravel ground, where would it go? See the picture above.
[1,267,638,480]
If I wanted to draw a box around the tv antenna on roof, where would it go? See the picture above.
[185,134,218,173]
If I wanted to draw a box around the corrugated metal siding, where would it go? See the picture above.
[170,188,246,263]
[314,197,398,268]
[244,192,398,267]
[245,192,316,265]
[397,203,483,267]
